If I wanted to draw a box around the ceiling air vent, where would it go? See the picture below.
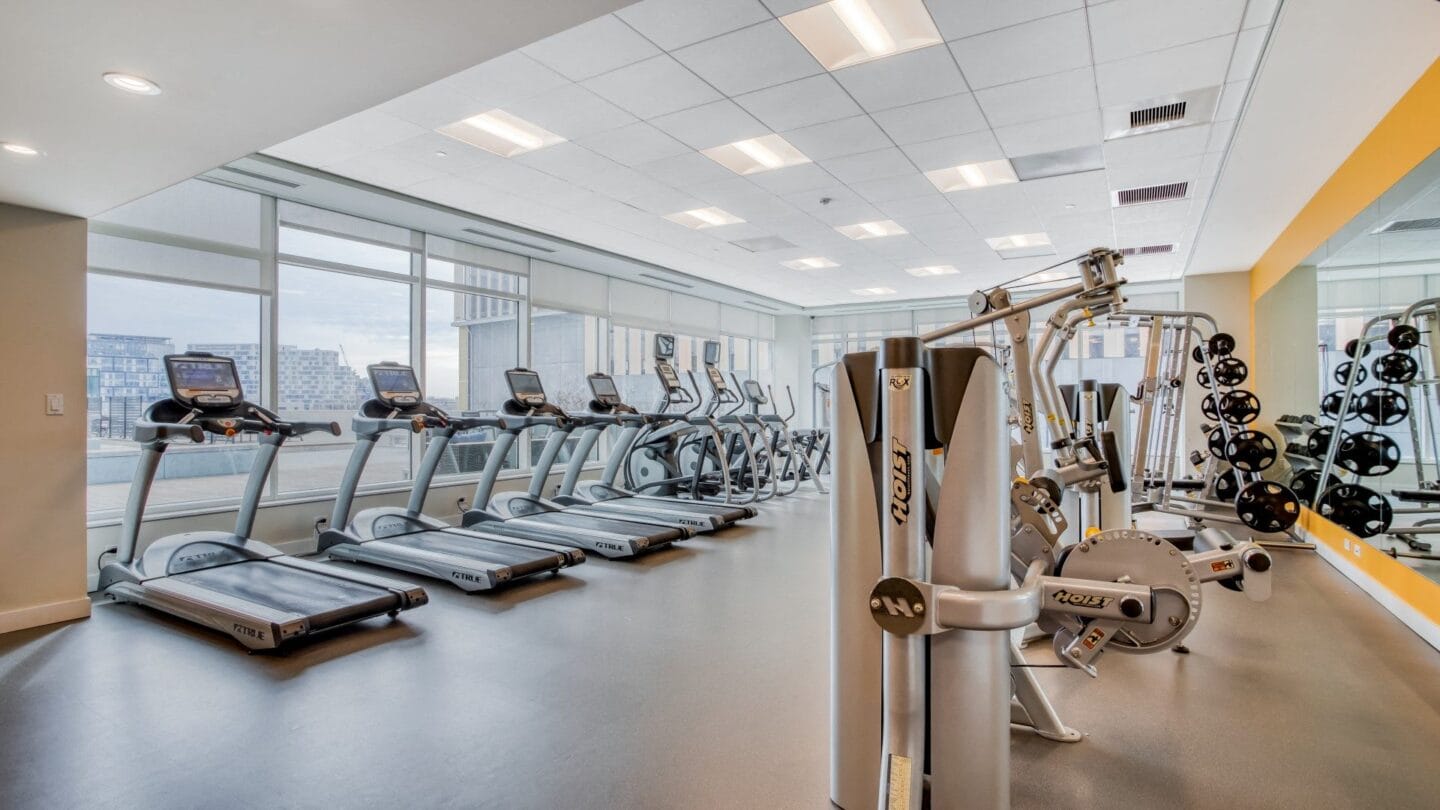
[638,272,694,290]
[1372,217,1440,234]
[216,166,302,189]
[1130,101,1187,130]
[1120,244,1177,256]
[460,227,557,253]
[1113,182,1189,207]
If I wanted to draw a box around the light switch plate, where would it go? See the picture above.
[45,393,64,415]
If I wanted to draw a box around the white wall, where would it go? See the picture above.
[1183,271,1256,458]
[0,204,91,634]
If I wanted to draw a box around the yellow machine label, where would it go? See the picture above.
[887,754,912,810]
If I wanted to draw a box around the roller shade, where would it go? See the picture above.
[531,259,609,315]
[670,294,721,336]
[757,314,775,340]
[720,304,760,337]
[610,278,672,328]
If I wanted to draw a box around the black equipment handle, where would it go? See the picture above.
[1099,429,1126,493]
[137,420,206,443]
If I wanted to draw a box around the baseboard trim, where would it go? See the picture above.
[0,596,92,635]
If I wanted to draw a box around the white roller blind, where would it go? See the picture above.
[757,314,775,340]
[720,304,760,337]
[531,259,608,314]
[670,294,721,335]
[610,278,672,328]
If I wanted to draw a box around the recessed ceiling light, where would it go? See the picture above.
[781,0,943,71]
[1,142,39,156]
[852,286,896,296]
[664,207,745,229]
[437,110,565,158]
[103,72,162,96]
[702,134,810,175]
[905,265,958,277]
[435,150,448,158]
[924,159,1018,193]
[985,233,1052,251]
[781,257,839,270]
[836,219,907,240]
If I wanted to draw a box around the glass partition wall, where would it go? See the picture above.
[85,178,775,521]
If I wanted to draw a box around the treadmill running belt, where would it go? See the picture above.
[387,530,566,577]
[173,562,397,630]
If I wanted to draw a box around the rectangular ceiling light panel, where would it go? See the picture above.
[664,207,745,229]
[836,219,907,239]
[703,134,811,175]
[781,0,943,71]
[437,110,566,158]
[852,286,896,296]
[781,257,839,270]
[731,236,798,252]
[986,232,1055,259]
[905,265,958,277]
[925,159,1018,192]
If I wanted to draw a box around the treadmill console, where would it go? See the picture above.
[655,333,675,360]
[506,369,548,408]
[743,379,766,404]
[165,353,243,409]
[587,373,622,407]
[369,363,422,407]
[656,359,682,392]
[703,340,721,366]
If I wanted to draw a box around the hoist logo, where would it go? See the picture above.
[1052,590,1114,609]
[890,438,913,525]
[1020,401,1035,434]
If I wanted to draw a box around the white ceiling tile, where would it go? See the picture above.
[1106,152,1203,189]
[635,151,740,186]
[990,108,1100,154]
[871,93,987,146]
[1110,199,1190,226]
[900,130,1004,171]
[521,16,661,83]
[673,20,823,96]
[1094,35,1235,107]
[326,152,445,190]
[782,184,866,212]
[948,183,1041,230]
[506,84,638,140]
[746,163,837,195]
[1213,80,1247,121]
[265,130,369,169]
[404,175,520,213]
[950,10,1090,89]
[850,173,938,204]
[1115,219,1187,247]
[376,83,485,129]
[440,53,571,109]
[581,55,723,119]
[973,67,1098,128]
[896,211,973,237]
[833,45,968,113]
[1227,26,1268,83]
[1242,0,1280,28]
[379,133,497,173]
[822,148,918,184]
[736,74,863,132]
[1103,124,1211,167]
[782,115,893,161]
[1019,170,1111,215]
[651,100,771,149]
[812,202,885,226]
[929,0,1083,40]
[1089,0,1245,62]
[513,142,624,185]
[1042,209,1114,242]
[322,110,428,150]
[619,0,774,50]
[1198,148,1226,178]
[577,121,692,167]
[878,193,957,219]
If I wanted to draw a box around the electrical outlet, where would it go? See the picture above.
[45,393,63,415]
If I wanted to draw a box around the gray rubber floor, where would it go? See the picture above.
[3,492,1440,809]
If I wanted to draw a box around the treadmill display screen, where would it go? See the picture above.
[370,365,421,405]
[166,356,242,406]
[744,380,764,401]
[655,333,675,360]
[508,370,547,406]
[657,360,681,391]
[707,365,726,390]
[703,340,721,365]
[589,375,620,401]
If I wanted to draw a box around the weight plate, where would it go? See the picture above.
[1201,393,1220,422]
[1333,360,1367,387]
[1213,357,1248,387]
[1344,338,1372,359]
[1208,332,1236,358]
[1318,484,1393,538]
[1320,391,1361,422]
[1214,470,1242,502]
[1355,387,1410,426]
[1388,323,1421,350]
[1191,345,1205,364]
[1048,529,1201,653]
[1372,351,1419,385]
[1225,430,1277,472]
[1236,480,1301,533]
[1207,426,1230,459]
[1219,389,1261,425]
[1290,469,1340,504]
[1305,425,1338,458]
[1336,430,1401,476]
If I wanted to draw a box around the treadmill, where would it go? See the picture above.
[96,352,428,651]
[317,362,585,590]
[459,368,692,558]
[552,372,756,529]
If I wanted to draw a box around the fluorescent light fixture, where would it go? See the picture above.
[852,286,896,296]
[703,134,810,175]
[925,159,1018,193]
[1,143,39,156]
[781,257,839,270]
[836,220,907,240]
[781,0,943,71]
[985,233,1052,251]
[103,72,162,95]
[437,109,565,158]
[664,207,745,229]
[905,265,958,277]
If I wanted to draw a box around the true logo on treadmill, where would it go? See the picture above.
[1052,590,1115,609]
[890,438,912,525]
